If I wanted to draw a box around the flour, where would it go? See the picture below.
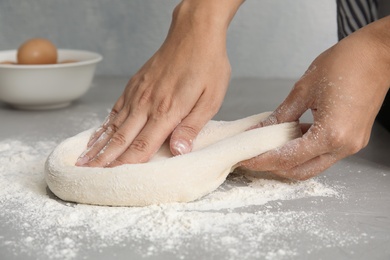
[0,137,363,260]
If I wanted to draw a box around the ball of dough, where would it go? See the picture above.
[45,113,301,207]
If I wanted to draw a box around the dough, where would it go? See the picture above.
[45,112,301,206]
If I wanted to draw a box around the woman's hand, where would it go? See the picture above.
[76,0,244,167]
[240,17,390,180]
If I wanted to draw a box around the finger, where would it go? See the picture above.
[300,123,312,134]
[169,94,220,155]
[76,108,137,166]
[86,110,117,148]
[85,113,148,167]
[270,153,338,180]
[240,126,326,172]
[87,96,125,148]
[75,126,113,166]
[255,83,312,129]
[108,116,178,166]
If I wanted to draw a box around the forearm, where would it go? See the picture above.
[170,0,245,40]
[349,16,390,89]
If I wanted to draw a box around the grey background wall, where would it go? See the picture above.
[0,0,337,79]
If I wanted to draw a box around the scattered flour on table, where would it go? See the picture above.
[0,137,363,260]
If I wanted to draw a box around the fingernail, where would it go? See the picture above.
[173,140,191,155]
[76,154,90,166]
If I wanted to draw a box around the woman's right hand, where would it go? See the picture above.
[76,0,244,167]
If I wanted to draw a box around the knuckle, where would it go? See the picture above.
[326,129,347,149]
[155,97,173,116]
[110,108,119,117]
[327,129,367,154]
[138,87,153,107]
[102,107,120,127]
[111,158,126,167]
[264,113,279,126]
[129,138,150,153]
[110,132,127,146]
[177,124,199,138]
[274,152,295,170]
[108,121,120,133]
[292,80,305,91]
[103,111,119,129]
[291,79,310,98]
[90,154,108,167]
[276,157,294,171]
[129,72,149,88]
[138,72,151,84]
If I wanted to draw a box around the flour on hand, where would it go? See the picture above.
[45,112,301,206]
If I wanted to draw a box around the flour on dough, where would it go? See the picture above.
[45,112,301,206]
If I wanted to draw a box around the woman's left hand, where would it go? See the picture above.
[240,17,390,180]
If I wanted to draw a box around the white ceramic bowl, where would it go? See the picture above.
[0,49,102,110]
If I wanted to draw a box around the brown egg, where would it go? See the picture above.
[17,38,58,65]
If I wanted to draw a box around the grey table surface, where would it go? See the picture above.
[0,76,389,260]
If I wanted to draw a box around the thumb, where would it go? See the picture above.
[170,111,210,156]
[261,84,310,127]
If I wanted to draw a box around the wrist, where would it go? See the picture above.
[359,17,390,87]
[344,16,390,89]
[172,0,244,37]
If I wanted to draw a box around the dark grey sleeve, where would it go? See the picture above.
[336,0,378,40]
